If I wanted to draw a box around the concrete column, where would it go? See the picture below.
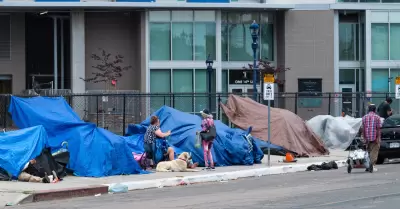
[333,10,339,116]
[70,10,86,94]
[365,10,372,92]
[215,10,222,93]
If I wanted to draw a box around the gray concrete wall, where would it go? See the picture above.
[85,12,142,91]
[0,13,25,94]
[283,10,334,119]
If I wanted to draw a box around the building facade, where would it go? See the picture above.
[0,0,400,118]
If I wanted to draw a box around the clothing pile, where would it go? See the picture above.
[307,161,338,171]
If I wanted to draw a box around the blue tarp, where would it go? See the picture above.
[0,126,47,177]
[126,106,281,166]
[8,96,145,177]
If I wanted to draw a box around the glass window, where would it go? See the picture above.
[371,69,389,106]
[382,0,400,2]
[194,69,216,112]
[221,12,274,62]
[150,69,171,112]
[227,13,256,61]
[222,70,228,93]
[361,23,365,60]
[150,23,171,61]
[339,23,358,61]
[261,23,274,60]
[390,24,400,60]
[390,69,400,112]
[172,23,193,60]
[173,69,193,112]
[371,23,389,60]
[360,0,380,2]
[194,22,216,60]
[339,69,355,84]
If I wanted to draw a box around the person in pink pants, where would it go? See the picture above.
[199,109,215,169]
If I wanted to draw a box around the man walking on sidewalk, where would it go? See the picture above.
[362,104,382,172]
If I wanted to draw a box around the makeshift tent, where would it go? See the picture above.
[220,95,329,157]
[126,106,282,166]
[0,126,47,177]
[8,96,146,177]
[306,115,363,150]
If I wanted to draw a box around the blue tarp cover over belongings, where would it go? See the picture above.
[126,106,283,166]
[8,96,145,177]
[0,125,47,177]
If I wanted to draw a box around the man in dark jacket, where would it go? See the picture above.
[377,97,393,119]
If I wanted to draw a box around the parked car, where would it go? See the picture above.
[378,114,400,164]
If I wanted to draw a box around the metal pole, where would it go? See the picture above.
[53,17,58,90]
[252,48,257,101]
[208,69,212,112]
[60,18,64,89]
[268,99,271,167]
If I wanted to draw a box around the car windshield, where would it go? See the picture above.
[382,116,400,128]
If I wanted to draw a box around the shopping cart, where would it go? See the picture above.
[347,136,374,173]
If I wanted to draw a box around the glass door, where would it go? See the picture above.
[340,85,356,117]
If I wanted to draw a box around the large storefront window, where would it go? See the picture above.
[149,11,216,61]
[339,23,359,60]
[371,24,389,60]
[221,12,274,61]
[150,69,216,113]
[371,69,389,105]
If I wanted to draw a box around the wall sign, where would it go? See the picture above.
[229,70,260,85]
[298,78,322,108]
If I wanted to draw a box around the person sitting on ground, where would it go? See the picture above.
[198,109,216,170]
[143,116,174,167]
[18,159,51,183]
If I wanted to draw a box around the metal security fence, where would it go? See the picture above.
[0,92,396,135]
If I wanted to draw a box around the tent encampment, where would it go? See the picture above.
[220,95,329,157]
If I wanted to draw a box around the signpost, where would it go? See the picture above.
[396,76,400,99]
[263,74,274,167]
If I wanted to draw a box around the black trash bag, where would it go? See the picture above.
[307,161,338,171]
[0,167,11,181]
[25,148,69,179]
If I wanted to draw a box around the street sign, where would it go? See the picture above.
[263,83,274,100]
[263,74,275,83]
[396,84,400,99]
[396,76,400,85]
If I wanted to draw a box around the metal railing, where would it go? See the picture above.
[0,92,395,135]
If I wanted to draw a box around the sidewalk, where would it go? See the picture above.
[0,150,348,206]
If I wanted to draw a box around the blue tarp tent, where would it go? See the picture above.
[0,126,47,177]
[8,96,145,177]
[126,106,281,166]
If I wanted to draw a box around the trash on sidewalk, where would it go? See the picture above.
[108,183,128,193]
[94,193,101,197]
[307,161,338,171]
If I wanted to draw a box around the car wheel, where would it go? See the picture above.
[376,156,385,165]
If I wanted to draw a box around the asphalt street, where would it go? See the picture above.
[13,164,400,209]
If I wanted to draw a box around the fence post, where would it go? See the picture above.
[172,94,175,108]
[122,94,126,136]
[96,95,99,126]
[328,93,332,115]
[217,94,221,120]
[3,95,7,130]
[294,93,298,114]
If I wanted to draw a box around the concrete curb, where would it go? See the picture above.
[14,185,108,205]
[105,160,347,191]
[11,160,346,205]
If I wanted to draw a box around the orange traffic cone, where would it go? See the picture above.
[283,153,297,163]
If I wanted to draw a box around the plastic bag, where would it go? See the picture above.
[108,183,128,193]
[195,132,201,148]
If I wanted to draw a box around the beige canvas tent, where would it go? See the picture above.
[220,95,329,157]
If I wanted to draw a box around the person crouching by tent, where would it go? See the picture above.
[198,109,216,170]
[18,159,51,183]
[144,116,174,167]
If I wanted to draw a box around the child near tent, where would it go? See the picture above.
[198,109,216,170]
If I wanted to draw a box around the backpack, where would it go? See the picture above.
[200,125,216,141]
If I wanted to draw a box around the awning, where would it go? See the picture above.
[0,2,295,10]
[330,3,400,10]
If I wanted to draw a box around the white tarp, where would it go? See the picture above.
[306,115,363,150]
